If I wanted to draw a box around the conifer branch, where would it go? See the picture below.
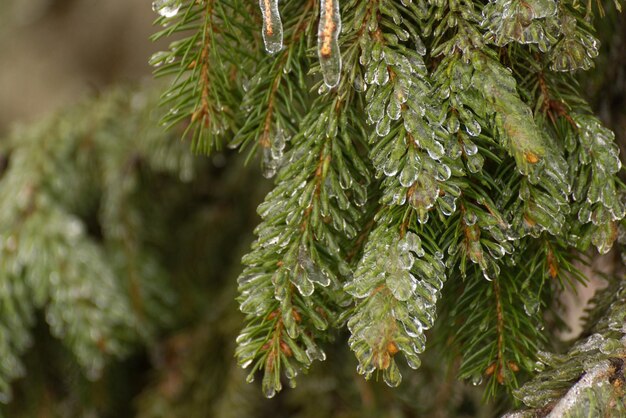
[147,0,626,402]
[151,0,252,153]
[235,91,370,396]
[232,0,317,175]
[508,257,626,415]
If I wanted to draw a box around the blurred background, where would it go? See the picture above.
[0,1,625,417]
[0,0,160,134]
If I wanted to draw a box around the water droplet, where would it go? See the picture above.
[149,51,169,67]
[383,360,402,387]
[415,37,427,56]
[471,373,483,386]
[353,72,366,92]
[399,161,419,187]
[465,119,481,137]
[439,193,457,216]
[447,115,460,133]
[463,211,478,226]
[305,344,326,362]
[523,299,540,316]
[376,116,391,137]
[462,139,478,156]
[152,0,182,18]
[405,354,421,370]
[404,231,424,256]
[262,367,280,398]
[261,147,278,178]
[246,371,255,383]
[534,361,545,372]
[292,266,315,296]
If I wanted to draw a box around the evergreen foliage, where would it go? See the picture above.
[0,88,194,406]
[150,0,626,403]
[1,0,626,415]
[0,87,495,418]
[506,250,626,416]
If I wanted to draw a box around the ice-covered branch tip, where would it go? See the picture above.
[257,0,342,87]
[260,0,284,54]
[318,0,342,88]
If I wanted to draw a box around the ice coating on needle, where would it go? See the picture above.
[152,0,182,18]
[259,0,284,54]
[318,0,342,88]
[260,128,286,178]
[344,225,447,387]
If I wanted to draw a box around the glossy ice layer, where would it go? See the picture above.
[317,0,342,88]
[260,0,283,54]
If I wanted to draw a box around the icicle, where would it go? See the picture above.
[259,0,284,54]
[318,0,342,88]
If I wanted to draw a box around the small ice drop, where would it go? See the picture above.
[152,0,182,18]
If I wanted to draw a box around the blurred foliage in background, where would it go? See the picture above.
[0,1,625,417]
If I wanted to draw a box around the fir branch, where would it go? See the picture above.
[151,0,252,153]
[231,0,317,175]
[345,219,448,386]
[235,94,370,397]
[508,269,626,416]
[146,0,626,404]
[512,47,625,253]
[444,257,548,396]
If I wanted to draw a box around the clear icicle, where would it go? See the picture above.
[259,0,284,54]
[318,0,342,88]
